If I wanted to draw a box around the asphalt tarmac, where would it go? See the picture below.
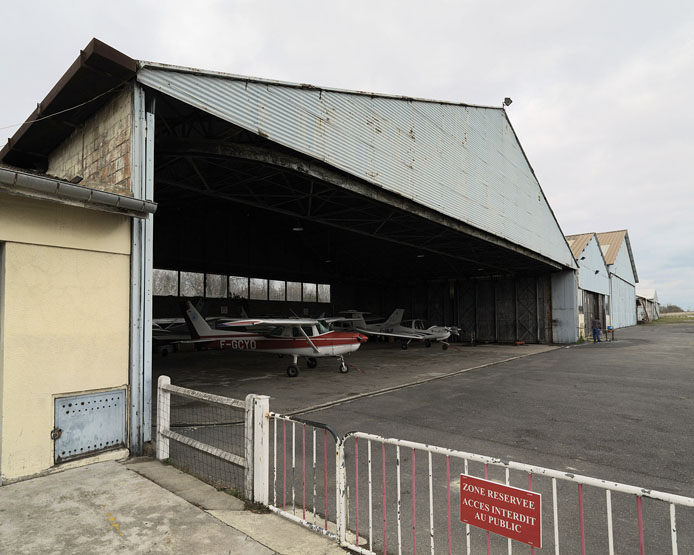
[153,322,694,554]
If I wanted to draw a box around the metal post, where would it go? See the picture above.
[155,376,170,460]
[245,394,255,500]
[253,395,270,504]
[336,438,347,545]
[129,83,155,453]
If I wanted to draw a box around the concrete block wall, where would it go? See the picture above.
[47,87,133,196]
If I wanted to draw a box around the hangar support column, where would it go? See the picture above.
[129,85,155,454]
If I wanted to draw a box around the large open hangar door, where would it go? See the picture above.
[148,90,559,343]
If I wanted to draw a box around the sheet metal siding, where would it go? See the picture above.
[610,276,637,328]
[577,236,609,295]
[138,69,574,267]
[611,239,636,285]
[551,270,579,343]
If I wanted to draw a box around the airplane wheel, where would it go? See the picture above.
[442,343,449,351]
[425,339,432,348]
[339,363,349,373]
[307,357,318,368]
[401,342,408,350]
[287,365,300,378]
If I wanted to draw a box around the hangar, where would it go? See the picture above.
[0,39,577,481]
[596,230,638,328]
[565,232,610,339]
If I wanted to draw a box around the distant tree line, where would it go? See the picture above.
[661,304,684,313]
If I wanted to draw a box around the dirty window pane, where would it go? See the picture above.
[229,276,248,299]
[269,280,285,301]
[153,269,178,296]
[206,274,227,298]
[317,284,331,303]
[302,283,317,303]
[250,278,268,300]
[180,272,204,297]
[286,281,302,302]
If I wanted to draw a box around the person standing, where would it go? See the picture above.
[592,317,601,342]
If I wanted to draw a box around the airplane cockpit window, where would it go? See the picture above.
[316,320,330,334]
[270,326,286,336]
[291,326,315,337]
[414,320,430,330]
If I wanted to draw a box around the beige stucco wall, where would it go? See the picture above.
[47,87,133,197]
[0,192,131,482]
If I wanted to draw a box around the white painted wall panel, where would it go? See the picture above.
[611,239,636,285]
[610,276,637,328]
[577,236,609,294]
[551,270,579,343]
[138,68,575,269]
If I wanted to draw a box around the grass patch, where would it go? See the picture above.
[644,313,694,325]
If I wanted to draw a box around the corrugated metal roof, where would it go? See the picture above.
[565,232,593,259]
[596,229,639,282]
[137,64,576,269]
[596,230,628,265]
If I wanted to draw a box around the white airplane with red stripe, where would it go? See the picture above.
[182,302,368,377]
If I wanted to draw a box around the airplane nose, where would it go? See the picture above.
[357,334,368,343]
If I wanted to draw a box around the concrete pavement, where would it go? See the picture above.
[0,457,346,555]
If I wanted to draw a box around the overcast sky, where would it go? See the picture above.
[2,0,692,309]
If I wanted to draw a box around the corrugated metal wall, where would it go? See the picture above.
[342,275,552,343]
[138,67,576,270]
[610,277,636,328]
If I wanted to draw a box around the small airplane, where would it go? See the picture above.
[341,309,459,350]
[153,304,250,355]
[181,301,368,377]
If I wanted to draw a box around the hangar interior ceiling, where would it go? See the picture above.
[151,91,557,284]
[148,88,556,341]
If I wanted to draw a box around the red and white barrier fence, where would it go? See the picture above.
[265,414,694,554]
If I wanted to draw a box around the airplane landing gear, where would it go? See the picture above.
[338,356,349,373]
[424,339,432,348]
[307,357,318,368]
[442,342,449,350]
[287,365,299,377]
[287,354,301,377]
[401,340,409,350]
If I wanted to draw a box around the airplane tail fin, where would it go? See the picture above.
[384,308,405,326]
[181,301,214,340]
[352,313,367,329]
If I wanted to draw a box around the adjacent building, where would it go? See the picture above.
[596,230,639,329]
[565,233,610,339]
[636,288,660,322]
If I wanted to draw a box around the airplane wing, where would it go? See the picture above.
[322,316,361,323]
[220,318,318,327]
[355,327,426,340]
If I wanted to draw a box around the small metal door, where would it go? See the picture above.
[54,389,126,463]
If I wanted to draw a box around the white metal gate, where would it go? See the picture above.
[267,415,694,554]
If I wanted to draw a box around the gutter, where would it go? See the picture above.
[0,166,156,219]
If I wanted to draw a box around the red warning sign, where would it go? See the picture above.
[460,474,542,548]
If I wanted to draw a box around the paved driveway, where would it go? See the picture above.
[301,323,694,554]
